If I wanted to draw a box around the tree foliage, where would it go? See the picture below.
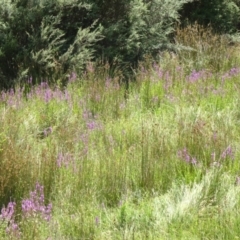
[181,0,240,33]
[0,0,102,88]
[5,0,237,89]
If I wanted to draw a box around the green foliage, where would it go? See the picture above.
[181,0,240,33]
[0,0,197,88]
[0,0,102,88]
[89,0,193,78]
[0,36,240,237]
[2,0,240,90]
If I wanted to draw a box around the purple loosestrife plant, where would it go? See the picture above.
[56,152,74,168]
[177,148,198,165]
[1,201,16,222]
[229,67,240,77]
[86,121,102,130]
[221,67,240,83]
[210,145,234,167]
[30,81,72,103]
[153,63,163,79]
[44,89,53,103]
[0,87,24,108]
[22,182,52,222]
[6,220,20,239]
[221,145,234,160]
[187,69,211,83]
[0,202,20,238]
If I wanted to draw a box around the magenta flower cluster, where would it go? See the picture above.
[187,69,211,83]
[0,182,52,237]
[33,81,71,103]
[221,67,240,82]
[22,182,52,222]
[0,201,20,237]
[211,145,235,167]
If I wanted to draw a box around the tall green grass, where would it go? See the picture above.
[1,24,240,239]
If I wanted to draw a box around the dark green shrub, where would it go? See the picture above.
[89,0,193,80]
[0,0,102,89]
[0,0,192,89]
[180,0,240,34]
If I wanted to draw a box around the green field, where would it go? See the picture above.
[1,28,240,239]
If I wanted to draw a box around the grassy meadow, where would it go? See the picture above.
[1,26,240,239]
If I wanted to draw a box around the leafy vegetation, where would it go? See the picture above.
[1,23,240,239]
[181,0,240,33]
[0,0,193,89]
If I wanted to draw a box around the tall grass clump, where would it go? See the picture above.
[1,26,240,239]
[175,23,240,73]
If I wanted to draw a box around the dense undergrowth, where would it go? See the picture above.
[1,25,240,239]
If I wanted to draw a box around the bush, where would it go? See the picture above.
[180,0,240,34]
[89,0,193,80]
[0,0,102,89]
[0,0,193,89]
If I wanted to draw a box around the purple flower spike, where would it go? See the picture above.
[177,148,198,165]
[0,202,16,222]
[221,145,234,160]
[22,182,52,222]
[56,152,74,168]
[1,201,20,237]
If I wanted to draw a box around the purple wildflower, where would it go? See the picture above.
[6,220,20,238]
[40,82,48,89]
[187,69,210,83]
[229,67,240,77]
[177,148,197,165]
[22,182,52,222]
[87,121,100,130]
[56,152,74,168]
[0,202,20,237]
[152,63,163,79]
[0,202,16,222]
[221,68,240,82]
[221,145,234,160]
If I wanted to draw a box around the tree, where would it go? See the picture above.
[180,0,240,33]
[0,0,102,88]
